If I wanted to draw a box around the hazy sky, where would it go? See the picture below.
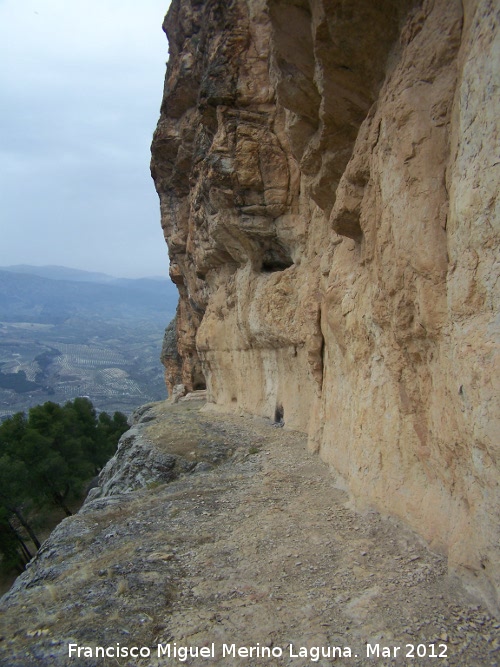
[0,0,172,278]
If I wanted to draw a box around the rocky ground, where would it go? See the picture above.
[0,399,498,666]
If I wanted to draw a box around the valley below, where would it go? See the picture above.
[0,266,178,418]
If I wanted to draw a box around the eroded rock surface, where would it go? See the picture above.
[1,402,499,666]
[151,0,500,611]
[86,401,233,501]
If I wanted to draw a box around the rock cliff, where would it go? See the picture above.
[151,0,499,612]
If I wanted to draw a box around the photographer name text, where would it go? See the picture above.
[68,641,448,661]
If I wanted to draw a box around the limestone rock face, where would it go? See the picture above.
[151,0,500,611]
[160,316,183,395]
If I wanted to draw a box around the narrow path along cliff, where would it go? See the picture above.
[0,398,498,666]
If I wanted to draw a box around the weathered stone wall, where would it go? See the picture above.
[151,0,499,611]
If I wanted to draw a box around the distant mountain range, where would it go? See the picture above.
[1,264,168,286]
[0,265,179,324]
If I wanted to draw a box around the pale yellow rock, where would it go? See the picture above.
[151,0,500,613]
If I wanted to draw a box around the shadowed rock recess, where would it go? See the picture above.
[151,0,499,613]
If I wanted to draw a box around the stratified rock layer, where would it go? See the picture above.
[151,0,500,612]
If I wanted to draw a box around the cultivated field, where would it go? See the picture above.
[0,318,168,419]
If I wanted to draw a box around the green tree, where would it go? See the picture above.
[25,401,96,513]
[0,411,27,453]
[92,411,128,473]
[0,507,32,573]
[0,453,41,572]
[0,398,128,573]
